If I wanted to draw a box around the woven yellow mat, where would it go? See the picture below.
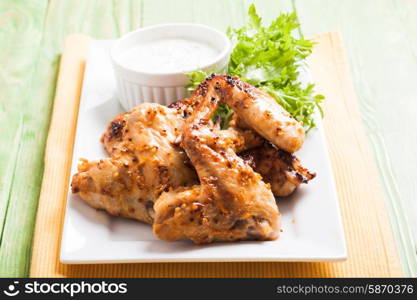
[30,33,402,277]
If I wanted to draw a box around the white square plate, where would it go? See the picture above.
[60,40,347,264]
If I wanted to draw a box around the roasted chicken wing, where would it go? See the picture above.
[241,142,316,197]
[195,74,305,152]
[153,81,280,243]
[71,103,197,223]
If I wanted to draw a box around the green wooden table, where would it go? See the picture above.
[0,0,416,277]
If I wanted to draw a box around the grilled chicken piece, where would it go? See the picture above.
[71,102,263,224]
[153,85,280,243]
[71,103,197,224]
[195,74,305,152]
[241,143,316,197]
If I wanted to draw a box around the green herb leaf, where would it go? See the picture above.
[187,5,324,131]
[248,4,262,30]
[185,70,208,93]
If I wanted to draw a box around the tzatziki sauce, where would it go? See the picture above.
[119,38,220,73]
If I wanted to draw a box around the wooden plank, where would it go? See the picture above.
[141,0,293,29]
[0,0,50,277]
[294,0,417,276]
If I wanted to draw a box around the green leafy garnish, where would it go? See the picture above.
[212,102,234,129]
[187,4,324,131]
[186,70,208,94]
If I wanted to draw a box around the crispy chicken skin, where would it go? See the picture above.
[195,75,305,153]
[153,84,280,243]
[241,143,316,197]
[71,103,197,223]
[72,158,157,222]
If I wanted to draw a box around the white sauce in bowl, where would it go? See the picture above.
[119,38,220,74]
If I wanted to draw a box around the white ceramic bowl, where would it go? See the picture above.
[110,23,231,110]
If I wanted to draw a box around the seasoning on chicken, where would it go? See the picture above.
[71,103,197,224]
[153,83,280,243]
[240,142,316,197]
[194,74,305,153]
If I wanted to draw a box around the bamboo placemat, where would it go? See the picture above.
[29,33,403,277]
